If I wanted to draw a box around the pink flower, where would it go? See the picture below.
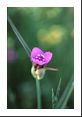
[31,47,53,65]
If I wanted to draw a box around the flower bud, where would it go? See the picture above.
[31,65,46,80]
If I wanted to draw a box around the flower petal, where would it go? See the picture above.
[31,47,53,65]
[31,47,43,61]
[44,52,53,64]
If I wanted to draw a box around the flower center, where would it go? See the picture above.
[35,54,45,61]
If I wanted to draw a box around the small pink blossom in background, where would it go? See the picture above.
[31,47,53,66]
[7,49,17,63]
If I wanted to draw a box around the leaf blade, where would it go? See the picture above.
[7,16,31,57]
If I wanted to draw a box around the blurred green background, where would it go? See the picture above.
[7,7,74,109]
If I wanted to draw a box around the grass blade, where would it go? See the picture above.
[55,75,74,109]
[7,16,31,57]
[52,78,61,108]
[52,88,55,109]
[55,78,61,100]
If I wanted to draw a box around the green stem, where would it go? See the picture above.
[36,79,42,109]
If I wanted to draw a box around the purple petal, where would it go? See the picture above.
[31,47,53,65]
[44,52,53,64]
[31,47,43,60]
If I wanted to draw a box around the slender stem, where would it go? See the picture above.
[7,16,31,57]
[36,79,42,109]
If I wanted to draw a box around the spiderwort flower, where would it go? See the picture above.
[31,47,53,80]
[31,47,53,65]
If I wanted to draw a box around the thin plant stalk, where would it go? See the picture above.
[7,16,31,57]
[36,79,42,109]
